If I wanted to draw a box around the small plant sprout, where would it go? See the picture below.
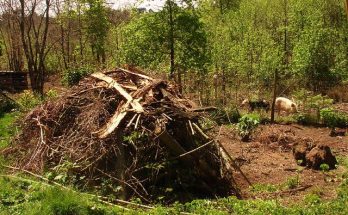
[320,163,330,172]
[285,175,300,189]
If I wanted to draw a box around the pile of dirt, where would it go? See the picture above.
[8,68,236,203]
[256,125,338,170]
[257,127,298,151]
[293,142,337,170]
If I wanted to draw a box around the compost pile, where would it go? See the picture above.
[13,68,236,203]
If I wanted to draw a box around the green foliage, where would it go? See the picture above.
[251,183,278,193]
[236,113,260,141]
[45,89,59,100]
[320,108,348,128]
[84,0,110,63]
[62,66,91,86]
[285,175,300,189]
[293,89,334,123]
[290,0,348,92]
[45,161,82,185]
[16,90,42,112]
[295,113,318,125]
[0,176,126,215]
[0,112,19,149]
[320,163,330,172]
[121,2,209,73]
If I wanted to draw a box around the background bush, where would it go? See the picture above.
[62,66,91,86]
[320,108,348,128]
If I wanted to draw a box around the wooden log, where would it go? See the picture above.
[116,68,154,81]
[95,100,129,138]
[91,72,144,113]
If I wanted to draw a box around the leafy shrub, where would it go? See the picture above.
[295,113,318,125]
[17,90,42,112]
[320,108,348,128]
[293,89,333,123]
[236,113,260,141]
[45,89,59,100]
[62,66,91,86]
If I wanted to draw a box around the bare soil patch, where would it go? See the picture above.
[216,123,347,204]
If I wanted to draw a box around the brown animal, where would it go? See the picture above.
[275,97,298,115]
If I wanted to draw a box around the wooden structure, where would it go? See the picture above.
[0,71,28,92]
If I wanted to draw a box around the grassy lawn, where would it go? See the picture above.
[0,173,348,215]
[0,112,19,149]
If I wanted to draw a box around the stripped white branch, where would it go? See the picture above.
[91,72,144,113]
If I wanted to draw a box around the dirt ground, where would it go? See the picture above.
[217,121,347,205]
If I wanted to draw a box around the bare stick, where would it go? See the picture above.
[116,68,154,81]
[190,106,218,112]
[134,114,141,129]
[192,123,253,187]
[126,114,138,128]
[95,106,129,138]
[172,140,214,160]
[192,123,209,139]
[188,120,195,135]
[162,113,172,121]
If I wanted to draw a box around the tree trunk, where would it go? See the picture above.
[271,69,278,123]
[168,0,175,80]
[19,0,50,96]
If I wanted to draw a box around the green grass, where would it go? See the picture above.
[251,183,279,193]
[0,172,348,215]
[0,175,137,215]
[0,112,19,149]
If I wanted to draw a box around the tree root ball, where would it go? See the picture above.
[305,144,338,170]
[292,141,312,166]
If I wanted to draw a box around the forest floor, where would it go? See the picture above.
[217,122,347,206]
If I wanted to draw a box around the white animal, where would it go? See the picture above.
[275,97,298,115]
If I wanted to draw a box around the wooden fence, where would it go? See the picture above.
[0,71,28,92]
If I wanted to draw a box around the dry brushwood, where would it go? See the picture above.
[8,68,238,203]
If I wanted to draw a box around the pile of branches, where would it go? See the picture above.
[10,68,237,203]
